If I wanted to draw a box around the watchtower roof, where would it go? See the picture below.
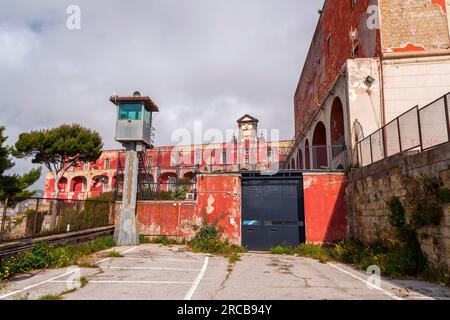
[110,96,159,112]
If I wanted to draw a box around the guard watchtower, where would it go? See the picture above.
[110,91,159,245]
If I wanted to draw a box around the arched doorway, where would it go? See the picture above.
[305,140,311,170]
[312,121,328,169]
[330,97,345,157]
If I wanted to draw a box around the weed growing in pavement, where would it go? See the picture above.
[106,250,123,258]
[38,294,63,300]
[148,236,185,246]
[80,276,88,288]
[228,253,241,264]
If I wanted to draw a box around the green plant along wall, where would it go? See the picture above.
[347,142,450,271]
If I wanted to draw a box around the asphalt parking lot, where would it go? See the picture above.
[1,244,449,300]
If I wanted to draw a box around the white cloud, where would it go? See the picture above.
[0,27,37,67]
[0,0,324,190]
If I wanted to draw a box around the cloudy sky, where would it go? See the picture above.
[0,0,324,188]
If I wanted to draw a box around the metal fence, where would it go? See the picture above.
[357,93,450,167]
[0,198,115,243]
[115,180,198,201]
[286,145,347,170]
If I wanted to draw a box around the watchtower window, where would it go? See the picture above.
[143,109,152,124]
[118,104,142,120]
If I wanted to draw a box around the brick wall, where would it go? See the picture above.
[380,0,450,53]
[347,142,450,268]
[294,0,379,139]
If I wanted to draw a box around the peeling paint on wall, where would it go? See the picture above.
[383,43,427,53]
[136,174,242,245]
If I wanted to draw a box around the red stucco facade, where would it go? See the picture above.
[137,174,242,244]
[135,172,348,246]
[303,173,347,243]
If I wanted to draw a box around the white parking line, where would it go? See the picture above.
[184,256,209,300]
[0,246,140,299]
[97,257,203,263]
[0,268,80,300]
[153,258,204,263]
[328,263,403,300]
[96,258,111,264]
[121,246,138,255]
[103,266,201,272]
[50,280,193,284]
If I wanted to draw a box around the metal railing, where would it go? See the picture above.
[115,181,198,201]
[356,93,450,167]
[286,145,347,170]
[0,198,115,243]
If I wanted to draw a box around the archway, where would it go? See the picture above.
[312,121,328,169]
[159,172,177,192]
[91,175,108,192]
[183,171,196,182]
[305,140,311,170]
[330,97,345,157]
[71,176,87,192]
[58,177,68,192]
[290,158,296,170]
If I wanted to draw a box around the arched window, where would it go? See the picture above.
[330,97,345,157]
[312,122,328,169]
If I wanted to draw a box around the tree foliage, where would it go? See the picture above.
[0,126,41,207]
[0,127,13,176]
[13,124,103,193]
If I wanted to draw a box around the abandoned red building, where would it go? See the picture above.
[286,0,450,170]
[43,115,292,200]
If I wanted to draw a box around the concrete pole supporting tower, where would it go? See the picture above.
[110,91,159,246]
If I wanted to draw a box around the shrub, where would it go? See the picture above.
[408,177,444,228]
[271,245,295,255]
[189,223,245,255]
[387,197,406,230]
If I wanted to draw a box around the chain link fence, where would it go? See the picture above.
[357,93,450,167]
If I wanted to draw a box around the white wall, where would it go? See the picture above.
[383,56,450,123]
[346,58,383,147]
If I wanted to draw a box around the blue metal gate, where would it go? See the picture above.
[241,172,305,251]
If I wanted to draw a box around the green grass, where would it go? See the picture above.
[38,294,63,300]
[0,236,116,282]
[150,236,183,246]
[139,235,185,246]
[106,250,123,258]
[139,235,151,244]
